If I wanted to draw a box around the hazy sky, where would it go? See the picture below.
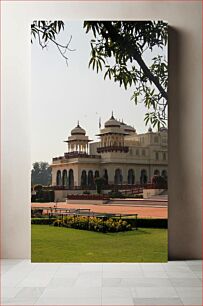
[31,21,167,164]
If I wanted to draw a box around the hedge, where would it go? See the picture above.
[119,218,167,229]
[31,217,167,229]
[32,190,55,203]
[31,218,56,225]
[108,192,143,199]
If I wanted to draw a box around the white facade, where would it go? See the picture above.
[51,114,168,188]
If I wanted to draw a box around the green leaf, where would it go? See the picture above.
[88,57,94,68]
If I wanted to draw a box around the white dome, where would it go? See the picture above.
[71,122,86,135]
[104,113,121,128]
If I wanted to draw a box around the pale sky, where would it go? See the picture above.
[31,21,167,165]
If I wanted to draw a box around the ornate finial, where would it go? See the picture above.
[111,111,114,119]
[77,120,80,127]
[122,118,123,123]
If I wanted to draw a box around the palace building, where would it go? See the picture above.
[51,113,168,188]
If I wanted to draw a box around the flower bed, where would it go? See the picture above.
[53,216,132,233]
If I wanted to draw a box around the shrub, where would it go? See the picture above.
[33,184,43,192]
[35,190,55,202]
[108,191,125,198]
[83,191,90,195]
[151,175,167,188]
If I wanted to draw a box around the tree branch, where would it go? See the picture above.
[103,22,168,101]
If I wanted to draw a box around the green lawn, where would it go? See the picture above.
[31,225,168,262]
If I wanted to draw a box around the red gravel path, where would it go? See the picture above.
[31,202,167,219]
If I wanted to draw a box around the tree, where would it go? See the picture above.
[95,177,105,194]
[31,21,168,128]
[31,162,52,186]
[31,21,74,65]
[84,21,168,128]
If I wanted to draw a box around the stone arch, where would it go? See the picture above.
[62,170,68,186]
[56,170,62,186]
[81,170,87,187]
[140,169,148,185]
[114,168,123,185]
[95,170,99,178]
[88,170,94,187]
[128,169,135,185]
[154,169,160,175]
[68,169,74,188]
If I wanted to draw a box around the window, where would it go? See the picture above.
[163,152,166,160]
[136,149,139,156]
[142,149,146,156]
[154,136,159,143]
[155,152,159,160]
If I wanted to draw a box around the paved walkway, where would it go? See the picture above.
[2,260,202,305]
[32,202,168,219]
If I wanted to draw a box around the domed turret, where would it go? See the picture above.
[65,121,91,153]
[104,112,121,128]
[71,122,86,135]
[123,125,136,133]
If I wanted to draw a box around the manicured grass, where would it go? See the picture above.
[31,225,168,262]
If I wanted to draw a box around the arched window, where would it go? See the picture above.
[68,169,74,188]
[95,170,99,178]
[56,170,62,186]
[62,170,68,186]
[128,169,135,185]
[81,170,87,187]
[114,169,123,185]
[88,170,94,187]
[140,169,147,185]
[103,169,108,185]
[154,169,160,176]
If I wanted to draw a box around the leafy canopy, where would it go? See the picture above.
[84,21,168,128]
[31,21,168,128]
[31,162,52,186]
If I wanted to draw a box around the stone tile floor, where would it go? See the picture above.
[1,260,202,305]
